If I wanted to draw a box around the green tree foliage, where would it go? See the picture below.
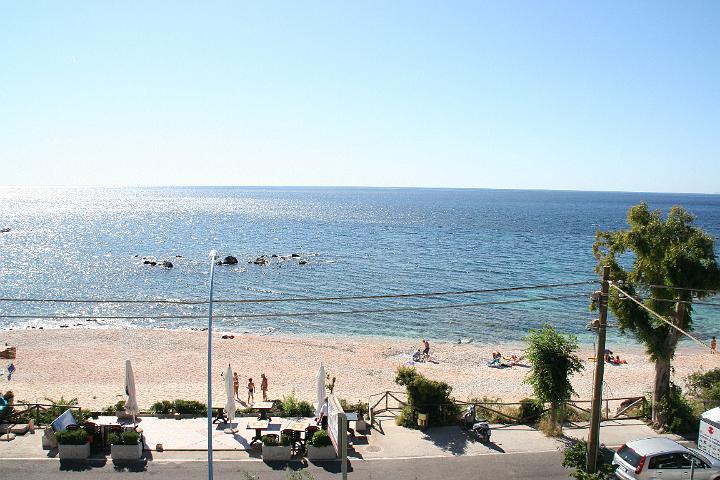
[686,368,720,408]
[593,203,720,426]
[524,324,583,434]
[394,366,460,428]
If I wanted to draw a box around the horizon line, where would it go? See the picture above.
[0,184,717,196]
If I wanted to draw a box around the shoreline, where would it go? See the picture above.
[2,329,717,411]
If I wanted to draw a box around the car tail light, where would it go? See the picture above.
[635,455,646,474]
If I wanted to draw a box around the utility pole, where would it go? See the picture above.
[587,265,610,473]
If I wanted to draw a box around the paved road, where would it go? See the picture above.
[0,451,569,479]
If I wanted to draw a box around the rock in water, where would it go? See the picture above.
[222,256,238,265]
[162,261,173,268]
[0,228,10,233]
[291,253,300,258]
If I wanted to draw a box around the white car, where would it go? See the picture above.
[613,437,720,480]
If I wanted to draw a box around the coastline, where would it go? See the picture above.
[2,329,717,410]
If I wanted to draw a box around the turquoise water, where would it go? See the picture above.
[0,187,718,344]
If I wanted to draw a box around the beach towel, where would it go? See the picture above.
[7,363,15,380]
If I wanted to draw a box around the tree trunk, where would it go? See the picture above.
[652,356,671,425]
[651,301,685,426]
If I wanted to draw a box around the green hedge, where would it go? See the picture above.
[310,429,332,448]
[109,429,140,445]
[56,428,88,445]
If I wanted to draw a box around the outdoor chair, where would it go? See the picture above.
[281,428,301,453]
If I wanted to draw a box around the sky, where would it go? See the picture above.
[1,1,718,192]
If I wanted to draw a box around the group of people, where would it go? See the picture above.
[603,349,627,365]
[230,372,269,405]
[412,339,431,362]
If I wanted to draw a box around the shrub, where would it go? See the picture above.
[468,397,518,424]
[16,396,87,425]
[396,405,417,428]
[173,399,207,415]
[394,366,460,428]
[518,398,544,423]
[655,383,697,434]
[150,400,175,414]
[279,394,313,417]
[261,435,278,446]
[339,399,368,417]
[109,429,140,445]
[538,413,562,437]
[686,368,720,408]
[56,428,89,445]
[562,439,617,480]
[101,400,126,416]
[280,434,293,447]
[309,429,332,448]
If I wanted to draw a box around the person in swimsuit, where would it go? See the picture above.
[247,378,255,405]
[260,373,268,401]
[233,373,240,400]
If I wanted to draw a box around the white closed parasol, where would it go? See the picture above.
[223,364,237,433]
[124,359,139,425]
[316,363,326,417]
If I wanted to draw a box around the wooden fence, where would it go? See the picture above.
[2,402,83,426]
[367,391,647,426]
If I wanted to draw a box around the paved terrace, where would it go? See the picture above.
[0,415,685,461]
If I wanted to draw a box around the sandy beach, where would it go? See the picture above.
[2,329,718,411]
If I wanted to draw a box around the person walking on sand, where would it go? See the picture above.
[421,339,430,360]
[260,373,268,401]
[711,336,717,352]
[247,378,255,405]
[233,372,240,400]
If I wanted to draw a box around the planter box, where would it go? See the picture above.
[58,442,90,460]
[262,444,291,461]
[355,419,368,433]
[111,442,143,461]
[307,445,336,461]
[42,429,58,450]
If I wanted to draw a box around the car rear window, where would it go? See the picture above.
[617,445,642,467]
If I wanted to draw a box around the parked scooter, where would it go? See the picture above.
[461,405,491,443]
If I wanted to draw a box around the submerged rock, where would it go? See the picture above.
[291,253,300,258]
[162,261,173,268]
[298,260,307,265]
[0,228,10,233]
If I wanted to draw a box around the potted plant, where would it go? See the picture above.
[354,402,369,433]
[307,429,336,461]
[109,429,143,461]
[56,429,90,460]
[261,434,292,461]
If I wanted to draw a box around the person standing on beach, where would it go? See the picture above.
[233,372,240,400]
[247,378,255,405]
[260,373,268,401]
[711,336,717,352]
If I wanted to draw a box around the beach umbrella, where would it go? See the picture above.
[124,359,139,424]
[223,364,237,433]
[316,363,326,417]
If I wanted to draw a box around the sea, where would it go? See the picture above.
[1,187,718,346]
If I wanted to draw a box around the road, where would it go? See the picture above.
[0,451,569,479]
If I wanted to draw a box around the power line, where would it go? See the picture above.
[647,285,720,295]
[0,293,589,320]
[608,282,716,353]
[645,297,720,307]
[0,280,597,305]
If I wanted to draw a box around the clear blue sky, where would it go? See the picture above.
[1,1,718,192]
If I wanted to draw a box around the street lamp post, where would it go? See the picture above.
[207,250,219,480]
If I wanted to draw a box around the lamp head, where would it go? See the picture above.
[209,249,218,260]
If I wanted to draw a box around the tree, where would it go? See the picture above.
[593,202,720,427]
[524,324,584,434]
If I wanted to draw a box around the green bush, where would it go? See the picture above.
[109,429,140,445]
[280,434,293,447]
[686,368,720,408]
[150,400,175,414]
[150,399,207,416]
[15,396,87,425]
[656,383,698,434]
[339,399,368,417]
[279,394,313,417]
[562,439,617,480]
[518,398,544,423]
[261,435,278,446]
[394,366,460,428]
[173,399,207,415]
[468,397,518,424]
[56,428,89,445]
[101,400,126,416]
[310,429,332,448]
[396,405,417,428]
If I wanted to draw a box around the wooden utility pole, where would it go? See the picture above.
[587,265,610,473]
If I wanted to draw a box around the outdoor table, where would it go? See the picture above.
[254,402,274,420]
[246,419,269,445]
[90,417,123,450]
[286,421,310,451]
